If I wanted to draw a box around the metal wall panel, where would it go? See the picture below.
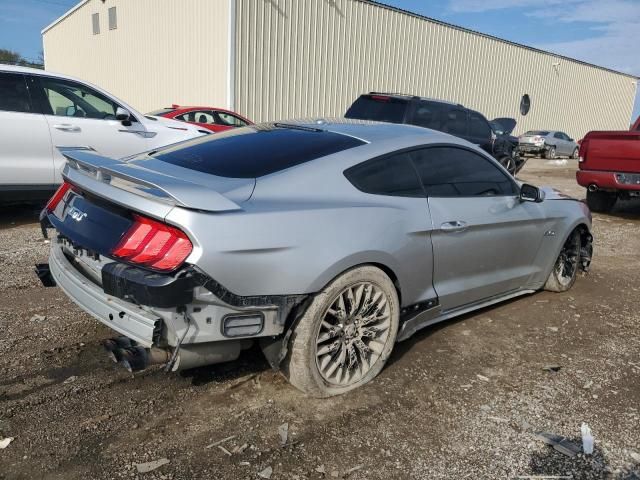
[43,0,230,114]
[234,0,637,138]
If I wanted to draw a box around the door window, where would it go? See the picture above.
[410,146,517,197]
[344,152,424,198]
[0,73,33,113]
[217,112,248,127]
[468,112,491,140]
[553,132,563,139]
[38,77,121,120]
[410,101,444,130]
[177,110,215,124]
[440,109,467,137]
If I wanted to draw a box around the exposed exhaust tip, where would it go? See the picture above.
[102,336,136,352]
[588,184,598,192]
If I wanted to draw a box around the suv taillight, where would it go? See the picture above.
[578,138,589,164]
[46,182,72,212]
[112,214,193,272]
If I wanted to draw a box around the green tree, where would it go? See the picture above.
[0,48,23,64]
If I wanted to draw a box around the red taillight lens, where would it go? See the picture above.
[46,182,72,212]
[112,214,193,272]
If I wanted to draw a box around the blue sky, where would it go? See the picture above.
[1,0,639,120]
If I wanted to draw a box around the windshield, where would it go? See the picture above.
[524,130,549,136]
[345,95,409,124]
[148,124,365,178]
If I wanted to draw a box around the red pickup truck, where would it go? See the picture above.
[577,116,640,212]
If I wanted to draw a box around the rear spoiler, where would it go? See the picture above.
[60,149,242,212]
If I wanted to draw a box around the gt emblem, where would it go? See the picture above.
[68,206,87,222]
[544,230,556,237]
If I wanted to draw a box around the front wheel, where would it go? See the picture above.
[283,266,399,397]
[498,155,517,176]
[544,230,581,292]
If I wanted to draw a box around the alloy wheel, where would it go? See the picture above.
[315,282,392,386]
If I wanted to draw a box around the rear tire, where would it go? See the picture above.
[544,230,581,292]
[572,147,579,159]
[543,146,556,159]
[586,190,617,213]
[283,266,399,397]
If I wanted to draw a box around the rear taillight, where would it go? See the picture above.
[112,214,193,272]
[578,138,589,164]
[370,95,391,102]
[46,182,72,212]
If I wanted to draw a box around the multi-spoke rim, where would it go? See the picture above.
[555,234,580,286]
[315,282,392,386]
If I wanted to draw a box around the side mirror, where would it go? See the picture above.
[520,184,544,203]
[116,107,131,121]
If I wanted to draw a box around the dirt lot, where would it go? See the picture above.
[1,159,639,480]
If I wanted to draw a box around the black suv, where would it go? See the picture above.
[345,93,524,175]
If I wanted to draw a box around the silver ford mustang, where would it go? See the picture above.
[40,119,593,397]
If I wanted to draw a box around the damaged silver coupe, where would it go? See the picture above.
[38,120,593,397]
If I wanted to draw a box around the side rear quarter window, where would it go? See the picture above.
[440,109,467,137]
[0,73,32,113]
[410,146,517,197]
[344,152,424,198]
[468,112,491,140]
[409,101,444,131]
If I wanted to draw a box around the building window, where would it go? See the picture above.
[108,7,117,30]
[92,13,100,35]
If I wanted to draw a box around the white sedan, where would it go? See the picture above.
[0,64,208,205]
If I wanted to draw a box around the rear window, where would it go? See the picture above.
[345,95,409,124]
[147,108,177,117]
[525,131,549,136]
[149,124,365,178]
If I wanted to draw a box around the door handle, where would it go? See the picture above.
[440,220,468,233]
[53,124,81,132]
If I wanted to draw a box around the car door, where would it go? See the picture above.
[409,145,547,310]
[552,132,567,155]
[467,111,493,153]
[0,72,54,190]
[32,75,150,183]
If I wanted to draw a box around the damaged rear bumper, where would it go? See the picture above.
[49,239,162,347]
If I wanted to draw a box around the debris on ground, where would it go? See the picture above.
[29,314,46,323]
[278,422,289,446]
[233,443,248,454]
[205,435,236,449]
[542,365,562,373]
[258,466,273,479]
[63,375,78,384]
[315,465,326,473]
[476,374,490,382]
[581,423,594,455]
[0,437,14,449]
[134,458,170,473]
[630,452,640,463]
[547,326,559,332]
[583,380,594,389]
[536,432,582,457]
[345,465,364,475]
[218,445,232,456]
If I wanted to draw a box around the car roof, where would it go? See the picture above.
[0,63,70,80]
[278,118,448,143]
[366,92,462,107]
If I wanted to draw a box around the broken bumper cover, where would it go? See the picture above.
[49,239,161,347]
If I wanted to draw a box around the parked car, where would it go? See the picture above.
[576,116,640,212]
[518,130,579,159]
[39,120,593,397]
[148,105,253,133]
[0,65,208,205]
[344,92,526,174]
[490,118,523,174]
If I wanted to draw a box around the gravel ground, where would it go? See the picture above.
[1,159,639,480]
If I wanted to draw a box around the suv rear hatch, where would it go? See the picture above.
[345,94,411,124]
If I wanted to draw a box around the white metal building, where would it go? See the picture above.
[43,0,638,139]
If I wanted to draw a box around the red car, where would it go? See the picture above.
[577,116,640,212]
[148,105,253,133]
